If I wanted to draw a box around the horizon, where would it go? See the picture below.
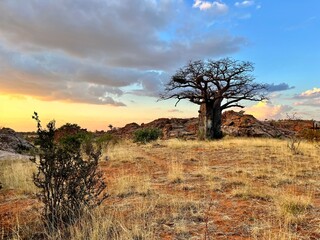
[0,0,319,132]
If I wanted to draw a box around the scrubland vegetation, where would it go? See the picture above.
[1,137,320,239]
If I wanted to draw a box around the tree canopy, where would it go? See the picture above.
[161,58,267,109]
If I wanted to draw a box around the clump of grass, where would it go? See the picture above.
[252,222,300,240]
[275,193,313,223]
[222,178,247,190]
[167,160,184,184]
[111,174,152,198]
[164,138,204,149]
[106,141,145,165]
[0,159,37,193]
[52,204,157,240]
[232,186,273,201]
[269,176,295,188]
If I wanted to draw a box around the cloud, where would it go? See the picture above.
[193,0,228,13]
[127,71,169,97]
[294,99,320,107]
[168,109,183,113]
[0,0,238,70]
[293,87,320,107]
[297,87,320,98]
[245,101,293,120]
[235,1,255,8]
[0,0,246,105]
[265,83,295,92]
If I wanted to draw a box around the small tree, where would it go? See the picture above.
[30,112,107,232]
[54,123,87,142]
[161,58,267,139]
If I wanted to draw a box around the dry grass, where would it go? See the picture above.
[0,159,37,194]
[111,173,152,198]
[167,158,185,184]
[1,137,320,239]
[275,192,313,224]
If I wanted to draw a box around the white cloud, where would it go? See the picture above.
[293,87,320,107]
[193,0,228,13]
[235,0,255,8]
[299,87,320,98]
[245,101,293,120]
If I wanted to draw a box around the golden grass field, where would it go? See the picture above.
[1,137,320,239]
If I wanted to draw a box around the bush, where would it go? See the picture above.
[299,129,320,141]
[133,128,162,144]
[54,123,87,143]
[30,112,107,233]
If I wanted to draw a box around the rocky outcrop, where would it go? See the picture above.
[142,118,198,139]
[112,123,141,138]
[110,118,198,140]
[111,110,297,140]
[222,111,294,138]
[0,128,34,153]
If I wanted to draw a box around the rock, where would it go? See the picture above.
[113,122,140,138]
[144,118,197,140]
[0,128,34,153]
[110,110,306,140]
[110,118,197,140]
[221,111,294,138]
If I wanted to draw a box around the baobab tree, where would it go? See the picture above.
[160,58,267,139]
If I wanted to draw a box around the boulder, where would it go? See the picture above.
[0,128,34,153]
[221,111,294,138]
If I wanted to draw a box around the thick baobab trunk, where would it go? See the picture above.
[212,103,223,139]
[198,101,223,139]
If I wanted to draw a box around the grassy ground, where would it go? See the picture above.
[1,137,320,239]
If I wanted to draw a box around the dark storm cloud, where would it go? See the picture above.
[0,0,246,105]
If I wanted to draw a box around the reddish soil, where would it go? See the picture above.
[1,140,319,239]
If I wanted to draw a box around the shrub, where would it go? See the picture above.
[96,132,118,149]
[133,128,162,144]
[30,112,107,233]
[299,129,320,141]
[54,123,87,143]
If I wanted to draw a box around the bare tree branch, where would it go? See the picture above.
[160,58,267,107]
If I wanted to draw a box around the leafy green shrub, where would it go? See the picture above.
[133,128,162,144]
[30,112,107,233]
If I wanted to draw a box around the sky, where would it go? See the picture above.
[0,0,319,131]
